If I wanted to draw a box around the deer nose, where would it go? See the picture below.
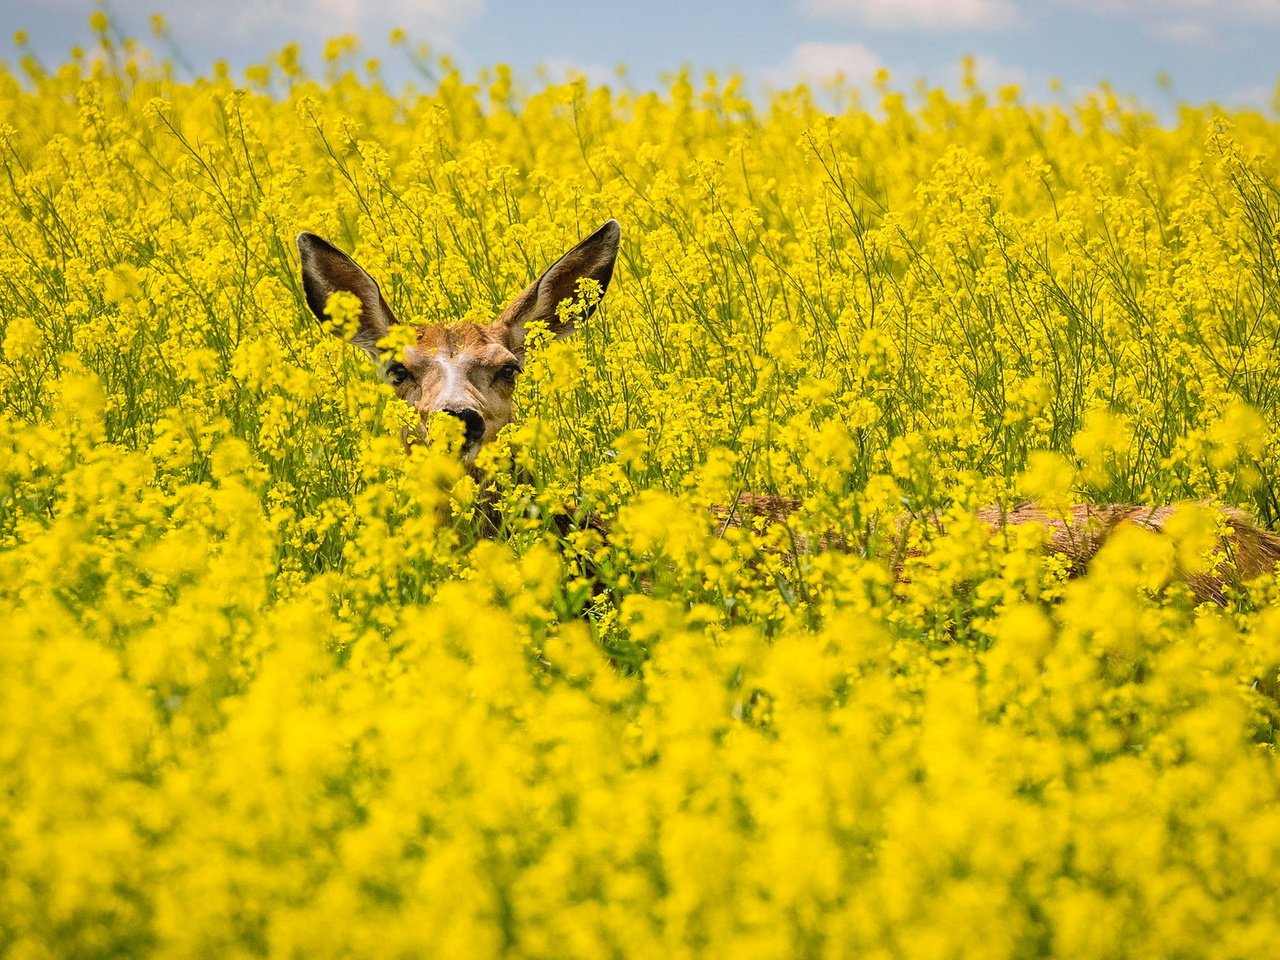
[444,408,485,445]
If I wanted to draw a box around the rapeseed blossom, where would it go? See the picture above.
[2,23,1280,958]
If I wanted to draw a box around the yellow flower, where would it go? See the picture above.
[2,315,41,360]
[0,35,1278,958]
[1019,450,1076,513]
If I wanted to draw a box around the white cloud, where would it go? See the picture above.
[801,0,1017,30]
[539,58,616,89]
[950,54,1027,91]
[69,0,484,51]
[1150,19,1217,44]
[1224,83,1276,109]
[1062,0,1280,44]
[1065,0,1280,21]
[761,41,884,89]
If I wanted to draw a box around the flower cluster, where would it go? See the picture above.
[2,25,1280,958]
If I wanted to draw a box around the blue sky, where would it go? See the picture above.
[5,0,1280,111]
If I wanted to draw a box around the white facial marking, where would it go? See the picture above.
[433,354,470,411]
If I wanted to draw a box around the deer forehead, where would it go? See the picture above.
[403,325,519,402]
[414,322,489,353]
[410,323,513,364]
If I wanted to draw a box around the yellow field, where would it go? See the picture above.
[3,21,1280,958]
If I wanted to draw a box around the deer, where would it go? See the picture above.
[296,221,622,463]
[296,221,1280,605]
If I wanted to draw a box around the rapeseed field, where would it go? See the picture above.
[3,19,1280,958]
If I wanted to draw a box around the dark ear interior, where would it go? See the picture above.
[296,232,398,357]
[495,219,620,357]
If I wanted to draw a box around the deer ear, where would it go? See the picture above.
[297,232,398,358]
[494,219,620,359]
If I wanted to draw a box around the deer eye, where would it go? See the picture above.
[495,363,521,385]
[385,362,412,386]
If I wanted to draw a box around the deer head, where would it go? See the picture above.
[297,220,620,462]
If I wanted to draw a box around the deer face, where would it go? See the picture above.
[297,221,619,463]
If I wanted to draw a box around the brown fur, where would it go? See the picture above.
[296,225,1280,604]
[297,221,621,457]
[715,494,1280,603]
[388,323,522,448]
